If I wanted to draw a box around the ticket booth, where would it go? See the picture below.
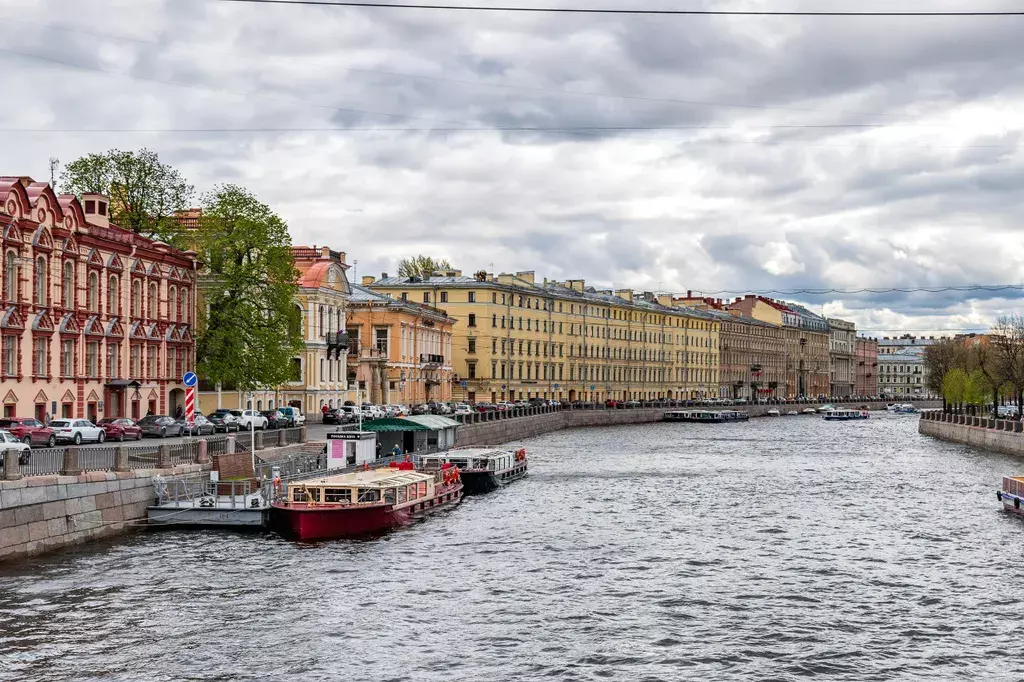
[326,431,377,467]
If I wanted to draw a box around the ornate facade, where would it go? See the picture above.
[855,337,879,396]
[0,177,196,421]
[828,318,856,397]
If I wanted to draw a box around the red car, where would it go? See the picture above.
[97,418,143,442]
[0,417,56,448]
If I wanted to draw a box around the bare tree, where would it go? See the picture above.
[990,315,1024,418]
[925,338,968,412]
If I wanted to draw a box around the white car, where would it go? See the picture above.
[236,409,269,430]
[453,403,472,415]
[387,404,408,417]
[0,430,31,466]
[51,419,106,445]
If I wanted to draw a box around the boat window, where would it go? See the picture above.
[397,486,407,504]
[357,488,380,503]
[384,488,396,505]
[418,481,427,497]
[324,488,352,504]
[407,484,418,500]
[292,487,321,503]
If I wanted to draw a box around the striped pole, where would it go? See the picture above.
[185,386,196,426]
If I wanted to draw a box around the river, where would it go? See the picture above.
[1,414,1022,681]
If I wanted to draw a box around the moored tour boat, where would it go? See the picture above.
[767,408,781,417]
[822,408,870,421]
[802,408,817,415]
[998,476,1024,514]
[420,447,528,495]
[664,410,749,423]
[271,466,463,541]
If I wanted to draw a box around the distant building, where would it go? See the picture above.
[855,337,879,396]
[879,334,939,357]
[878,348,927,398]
[828,318,856,397]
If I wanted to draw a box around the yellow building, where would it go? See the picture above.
[367,270,720,403]
[347,283,455,407]
[198,246,353,416]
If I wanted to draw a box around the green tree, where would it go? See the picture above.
[964,369,990,415]
[194,185,302,393]
[60,148,194,240]
[925,339,967,411]
[397,255,452,278]
[941,368,968,412]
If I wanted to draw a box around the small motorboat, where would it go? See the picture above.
[998,476,1024,514]
[419,447,528,495]
[766,408,781,417]
[786,410,799,416]
[802,408,817,415]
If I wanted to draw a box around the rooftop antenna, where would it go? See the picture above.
[48,157,59,189]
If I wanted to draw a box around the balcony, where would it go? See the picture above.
[420,353,445,368]
[326,331,349,359]
[349,346,388,362]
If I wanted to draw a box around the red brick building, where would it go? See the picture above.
[0,177,197,421]
[855,337,879,396]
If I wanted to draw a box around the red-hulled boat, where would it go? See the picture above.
[271,465,463,541]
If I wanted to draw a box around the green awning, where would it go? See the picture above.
[359,418,431,432]
[403,415,460,429]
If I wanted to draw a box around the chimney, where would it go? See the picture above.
[657,294,673,307]
[362,275,376,286]
[381,272,388,279]
[82,193,110,229]
[567,279,585,292]
[687,290,692,298]
[614,288,633,302]
[515,270,535,284]
[321,246,331,258]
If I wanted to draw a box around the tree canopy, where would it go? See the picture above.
[60,148,194,241]
[398,255,453,278]
[194,185,303,392]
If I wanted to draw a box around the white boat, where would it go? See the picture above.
[817,404,836,413]
[786,410,799,416]
[802,408,817,414]
[823,408,870,421]
[767,408,781,417]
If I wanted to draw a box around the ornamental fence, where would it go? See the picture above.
[920,409,1024,433]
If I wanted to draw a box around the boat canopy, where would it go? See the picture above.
[297,469,433,489]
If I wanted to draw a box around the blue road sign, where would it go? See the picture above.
[182,371,198,387]
[590,385,595,390]
[461,380,468,389]
[553,383,559,389]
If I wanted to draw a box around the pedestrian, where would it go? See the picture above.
[321,403,329,421]
[391,444,402,458]
[43,412,51,426]
[376,440,382,459]
[175,405,183,420]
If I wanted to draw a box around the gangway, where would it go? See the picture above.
[147,472,268,528]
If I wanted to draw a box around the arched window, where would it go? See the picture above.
[180,288,188,324]
[319,306,324,336]
[62,262,74,308]
[148,282,158,318]
[108,275,119,315]
[292,304,303,338]
[3,251,17,302]
[87,272,99,312]
[132,280,142,318]
[327,308,334,333]
[34,256,47,306]
[168,286,177,321]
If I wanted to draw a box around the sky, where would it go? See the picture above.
[3,0,1024,337]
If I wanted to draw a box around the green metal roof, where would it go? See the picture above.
[359,418,430,432]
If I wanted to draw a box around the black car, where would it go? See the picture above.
[260,410,281,429]
[208,412,239,433]
[323,408,346,425]
[411,404,431,415]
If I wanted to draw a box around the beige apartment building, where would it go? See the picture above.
[828,318,856,397]
[367,271,721,403]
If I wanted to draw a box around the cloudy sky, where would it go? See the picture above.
[4,0,1024,336]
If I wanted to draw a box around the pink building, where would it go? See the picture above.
[0,177,197,422]
[855,337,879,396]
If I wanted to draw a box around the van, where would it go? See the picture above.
[276,406,306,427]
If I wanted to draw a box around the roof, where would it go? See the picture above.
[403,415,460,429]
[297,468,432,488]
[348,284,455,322]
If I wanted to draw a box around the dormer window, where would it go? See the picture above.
[85,200,96,214]
[98,201,107,216]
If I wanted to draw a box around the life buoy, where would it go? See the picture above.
[272,476,282,492]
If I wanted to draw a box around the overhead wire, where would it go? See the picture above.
[214,1,1024,17]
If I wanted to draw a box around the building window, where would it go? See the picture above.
[492,293,497,304]
[107,342,120,377]
[401,292,408,302]
[87,272,99,312]
[61,339,74,376]
[130,344,141,377]
[62,262,74,308]
[35,256,47,306]
[375,328,388,354]
[468,314,476,327]
[33,338,46,377]
[168,286,177,321]
[423,292,430,303]
[180,289,189,324]
[491,361,497,377]
[131,280,142,318]
[108,276,120,315]
[3,253,15,302]
[440,291,448,303]
[148,282,158,318]
[290,358,302,381]
[467,362,476,379]
[86,341,99,377]
[468,338,476,354]
[492,314,497,327]
[468,292,476,303]
[167,347,176,378]
[148,346,157,379]
[492,339,497,354]
[2,336,15,376]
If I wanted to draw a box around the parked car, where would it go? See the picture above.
[277,406,306,427]
[210,409,241,432]
[138,415,184,439]
[260,410,281,429]
[0,417,56,448]
[179,415,217,436]
[50,419,106,445]
[453,403,472,415]
[97,417,143,442]
[236,409,269,430]
[208,412,240,433]
[323,408,343,425]
[338,406,361,423]
[410,404,431,415]
[0,429,31,466]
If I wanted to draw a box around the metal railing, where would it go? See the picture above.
[79,447,117,472]
[283,427,303,444]
[168,441,201,466]
[126,442,163,470]
[23,448,65,476]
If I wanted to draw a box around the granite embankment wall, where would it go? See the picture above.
[458,401,941,447]
[919,411,1024,456]
[0,463,206,563]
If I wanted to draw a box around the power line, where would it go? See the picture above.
[682,285,1024,296]
[216,0,1024,17]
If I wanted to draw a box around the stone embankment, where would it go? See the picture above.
[457,401,941,447]
[919,410,1024,457]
